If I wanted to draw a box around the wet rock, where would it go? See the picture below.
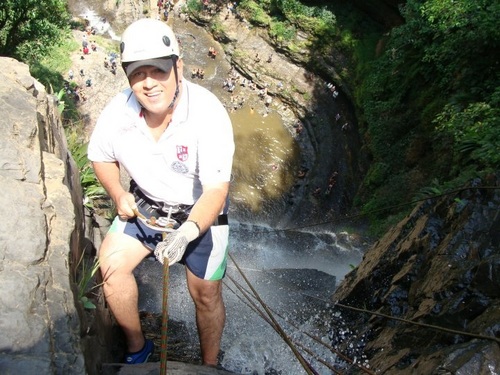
[330,177,500,374]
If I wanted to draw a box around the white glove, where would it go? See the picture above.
[154,220,200,265]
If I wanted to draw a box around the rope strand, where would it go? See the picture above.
[228,253,319,375]
[302,293,500,345]
[226,275,376,375]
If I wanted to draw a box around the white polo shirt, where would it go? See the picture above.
[88,80,235,206]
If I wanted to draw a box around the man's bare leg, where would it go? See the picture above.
[186,269,226,366]
[99,232,151,353]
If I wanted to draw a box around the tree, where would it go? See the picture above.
[0,0,70,63]
[357,0,500,226]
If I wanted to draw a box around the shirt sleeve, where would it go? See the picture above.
[87,89,134,163]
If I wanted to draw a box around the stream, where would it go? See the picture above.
[69,1,368,373]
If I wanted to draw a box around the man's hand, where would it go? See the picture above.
[116,192,138,219]
[154,221,200,265]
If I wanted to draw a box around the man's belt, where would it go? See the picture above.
[130,180,228,227]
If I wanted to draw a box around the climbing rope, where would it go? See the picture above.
[302,293,500,345]
[228,253,320,375]
[227,245,500,374]
[225,271,376,375]
[160,239,169,375]
[159,184,500,371]
[334,301,500,345]
[228,278,333,374]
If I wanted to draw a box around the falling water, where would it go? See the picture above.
[78,9,120,40]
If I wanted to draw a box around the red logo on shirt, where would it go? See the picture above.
[176,145,188,162]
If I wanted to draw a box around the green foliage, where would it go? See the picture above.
[236,0,339,55]
[0,0,71,64]
[55,88,66,114]
[75,250,102,310]
[186,0,203,13]
[29,36,78,87]
[269,19,296,43]
[239,0,271,26]
[363,162,390,190]
[356,0,500,229]
[435,98,500,168]
[232,48,247,60]
[273,0,336,35]
[415,178,443,200]
[210,19,225,38]
[418,0,500,93]
[76,148,107,208]
[339,30,357,51]
[66,130,107,209]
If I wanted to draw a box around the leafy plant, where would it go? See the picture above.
[75,250,102,310]
[187,0,203,13]
[415,179,443,200]
[210,20,225,38]
[354,0,499,231]
[435,100,500,168]
[55,88,66,114]
[269,20,296,43]
[239,0,271,26]
[66,130,107,208]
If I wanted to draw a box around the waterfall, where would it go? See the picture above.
[80,8,120,41]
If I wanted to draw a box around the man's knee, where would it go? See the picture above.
[98,233,150,276]
[190,281,223,309]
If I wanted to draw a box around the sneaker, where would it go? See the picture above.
[124,339,154,364]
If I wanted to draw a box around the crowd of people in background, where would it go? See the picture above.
[156,0,175,21]
[65,27,120,105]
[220,65,278,113]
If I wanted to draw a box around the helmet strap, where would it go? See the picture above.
[168,56,180,109]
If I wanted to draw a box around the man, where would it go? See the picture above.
[87,18,235,367]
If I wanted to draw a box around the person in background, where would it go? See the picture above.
[87,18,235,367]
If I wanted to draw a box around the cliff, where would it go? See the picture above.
[331,180,500,373]
[0,57,87,374]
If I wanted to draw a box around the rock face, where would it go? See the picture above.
[0,57,87,374]
[331,179,500,374]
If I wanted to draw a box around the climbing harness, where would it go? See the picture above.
[130,180,229,228]
[130,180,191,227]
[133,207,177,232]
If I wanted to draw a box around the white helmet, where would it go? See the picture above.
[120,18,180,77]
